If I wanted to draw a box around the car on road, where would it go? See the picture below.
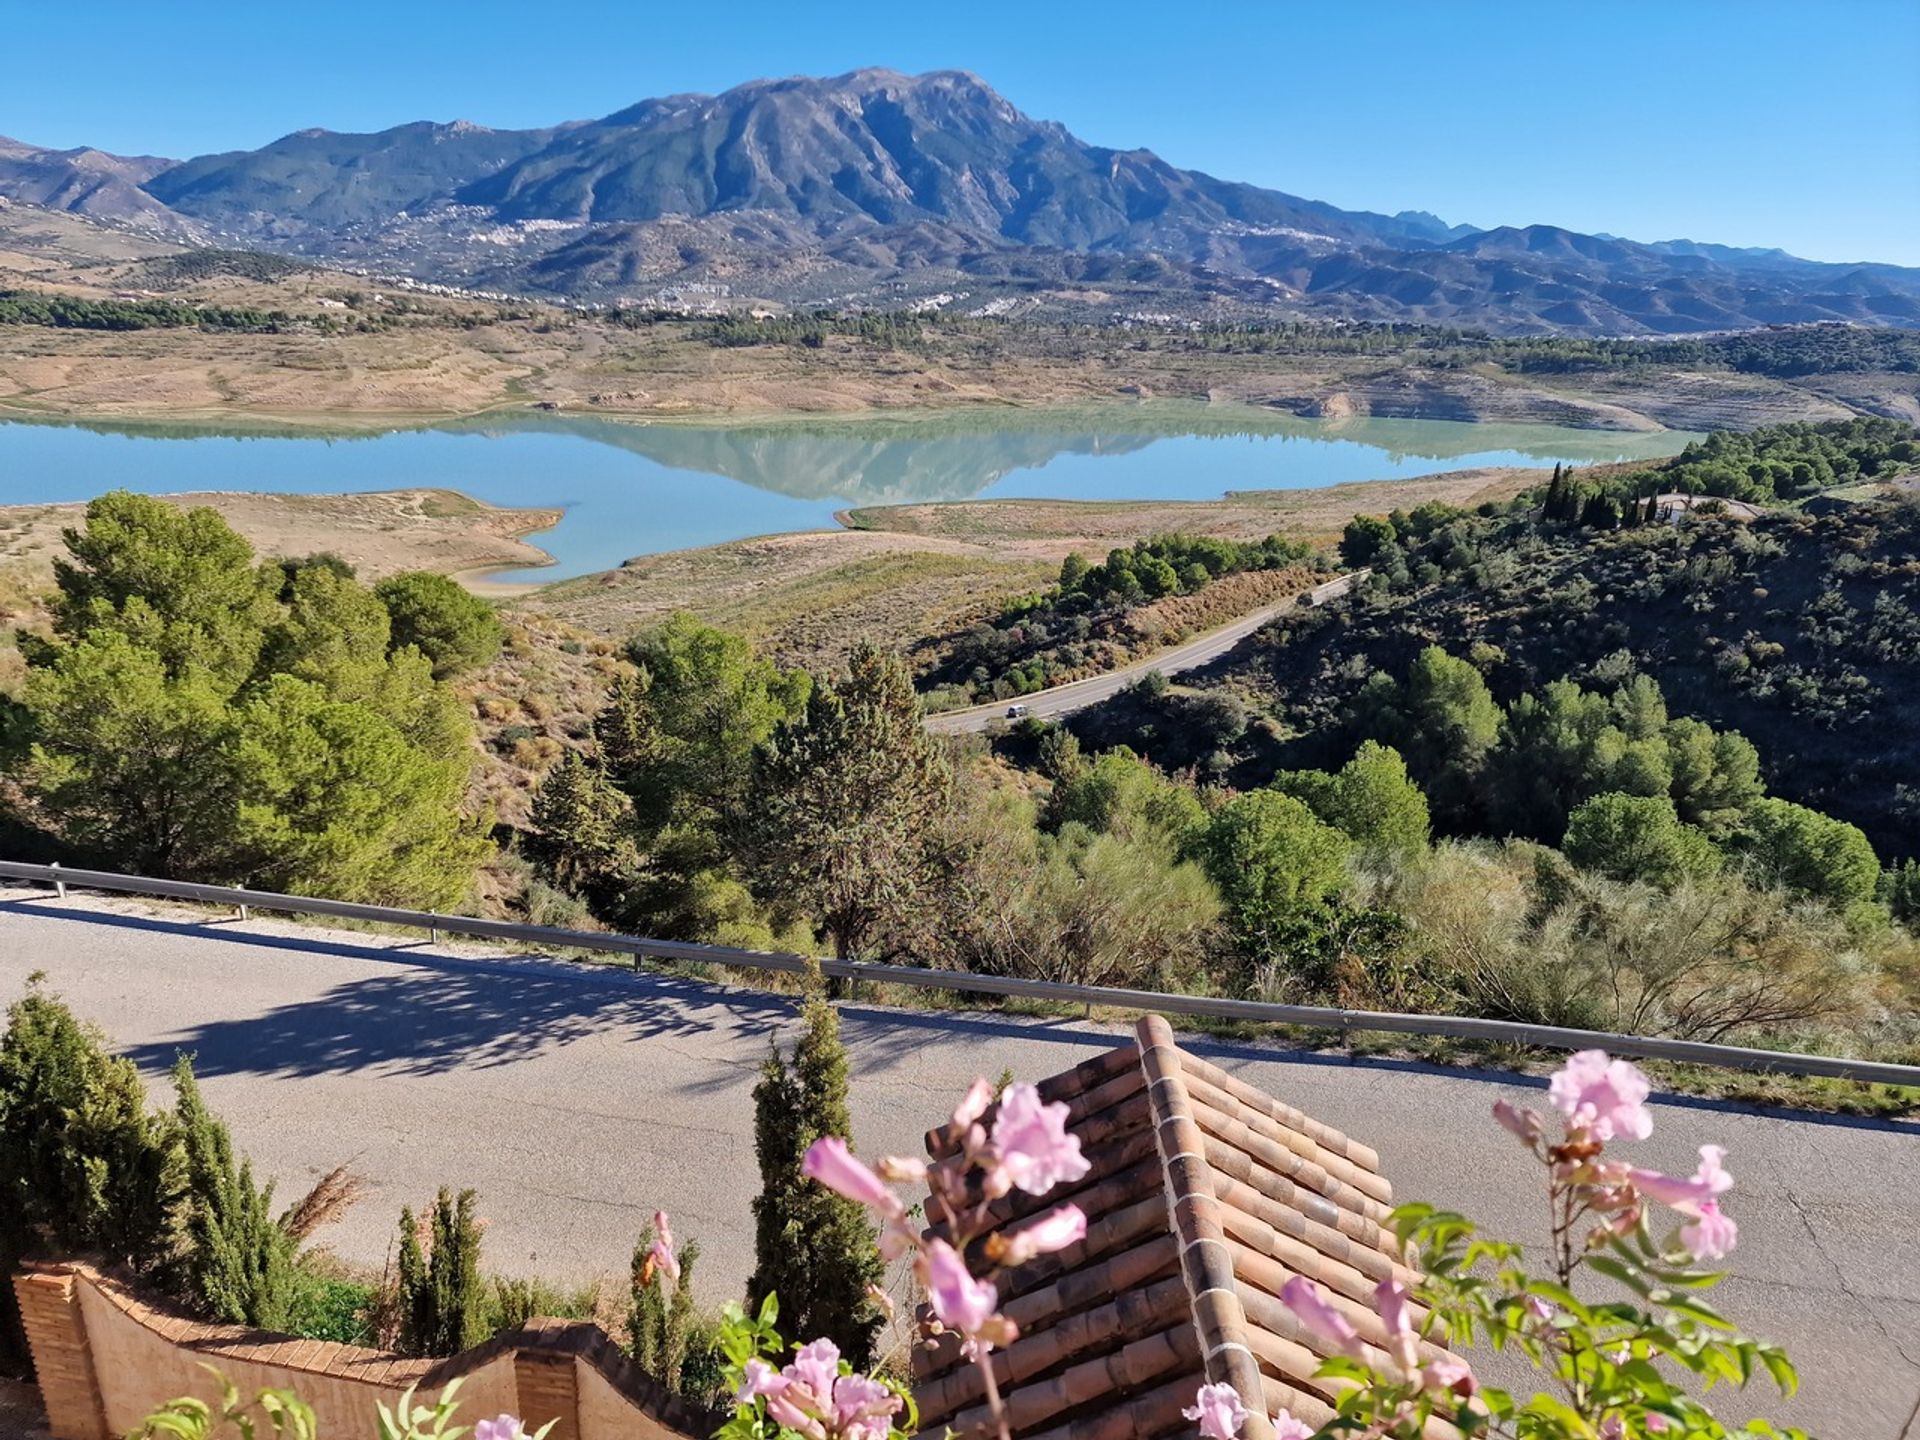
[1005,703,1030,718]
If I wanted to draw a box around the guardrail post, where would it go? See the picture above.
[50,861,65,900]
[429,910,440,946]
[234,884,249,923]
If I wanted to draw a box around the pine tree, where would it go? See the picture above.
[751,645,952,959]
[396,1188,487,1356]
[173,1055,295,1330]
[630,1232,701,1394]
[745,973,883,1367]
[529,750,635,893]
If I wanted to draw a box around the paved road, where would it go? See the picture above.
[0,888,1913,1438]
[924,570,1368,734]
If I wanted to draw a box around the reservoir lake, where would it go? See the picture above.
[0,406,1696,584]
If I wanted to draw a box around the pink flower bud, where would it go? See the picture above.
[803,1137,903,1217]
[952,1077,995,1130]
[1273,1410,1314,1440]
[1492,1099,1543,1147]
[1374,1277,1420,1373]
[1424,1354,1478,1398]
[1280,1276,1364,1359]
[995,1203,1088,1266]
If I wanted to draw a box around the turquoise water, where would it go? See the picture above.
[0,407,1695,584]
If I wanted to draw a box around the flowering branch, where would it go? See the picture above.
[1181,1050,1803,1440]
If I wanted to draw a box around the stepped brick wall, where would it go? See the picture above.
[12,1263,715,1440]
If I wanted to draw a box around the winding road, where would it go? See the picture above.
[0,886,1913,1438]
[924,570,1368,734]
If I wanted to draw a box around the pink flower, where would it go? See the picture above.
[736,1357,787,1404]
[1646,1417,1671,1433]
[1523,1293,1555,1324]
[1679,1199,1738,1261]
[803,1137,904,1217]
[786,1337,841,1403]
[830,1372,902,1440]
[1629,1145,1732,1217]
[1599,1417,1624,1440]
[1273,1410,1314,1440]
[1181,1382,1247,1440]
[1424,1354,1478,1398]
[1548,1050,1654,1142]
[646,1210,680,1286]
[997,1203,1088,1266]
[474,1420,526,1440]
[1280,1276,1363,1358]
[924,1238,1002,1339]
[991,1083,1091,1195]
[1493,1099,1544,1146]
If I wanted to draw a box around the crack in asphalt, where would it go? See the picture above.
[1778,1183,1920,1375]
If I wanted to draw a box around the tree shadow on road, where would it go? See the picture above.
[2,900,801,1078]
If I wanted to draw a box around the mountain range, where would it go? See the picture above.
[6,68,1918,334]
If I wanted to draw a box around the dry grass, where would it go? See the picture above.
[526,528,1052,673]
[280,1165,371,1243]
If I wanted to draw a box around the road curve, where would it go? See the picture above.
[0,888,1912,1438]
[925,569,1369,734]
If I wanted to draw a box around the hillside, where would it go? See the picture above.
[1068,455,1920,862]
[4,70,1918,331]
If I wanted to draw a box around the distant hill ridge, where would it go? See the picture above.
[3,68,1917,333]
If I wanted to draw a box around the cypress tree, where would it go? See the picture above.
[173,1055,295,1330]
[746,971,884,1367]
[396,1188,487,1356]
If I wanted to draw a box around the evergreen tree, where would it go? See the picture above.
[396,1188,487,1356]
[746,975,883,1367]
[529,750,635,893]
[751,645,952,958]
[0,978,182,1363]
[374,571,505,679]
[172,1055,295,1330]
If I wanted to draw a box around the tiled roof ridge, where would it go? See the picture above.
[1136,1014,1277,1440]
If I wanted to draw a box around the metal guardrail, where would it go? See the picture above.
[2,858,1916,1089]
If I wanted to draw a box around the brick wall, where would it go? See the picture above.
[12,1264,716,1440]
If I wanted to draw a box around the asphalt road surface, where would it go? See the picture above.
[1,888,1913,1438]
[924,570,1367,735]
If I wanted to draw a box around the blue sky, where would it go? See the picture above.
[11,0,1919,265]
